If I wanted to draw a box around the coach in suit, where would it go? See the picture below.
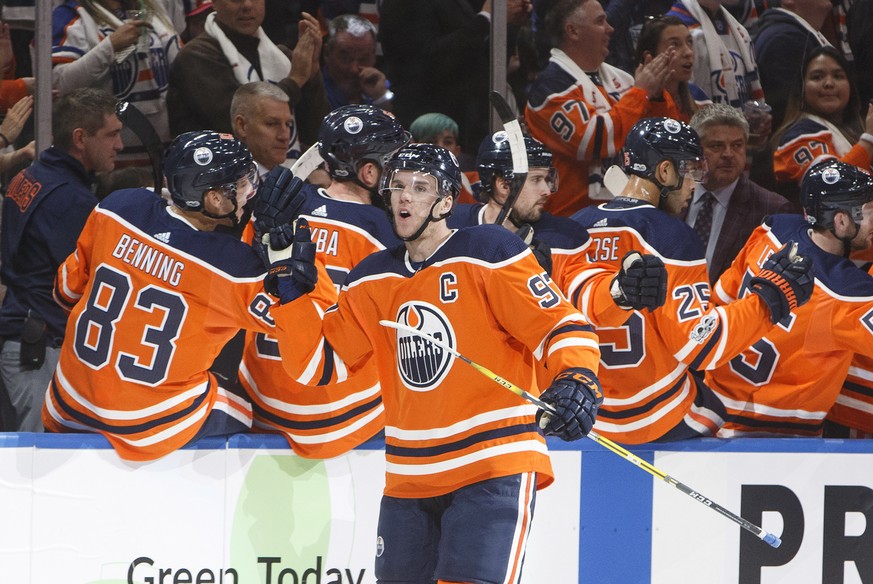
[685,104,797,285]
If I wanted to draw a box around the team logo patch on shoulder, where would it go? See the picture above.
[344,116,364,134]
[193,147,213,166]
[393,302,455,392]
[690,313,718,344]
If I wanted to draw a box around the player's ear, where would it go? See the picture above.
[656,160,677,187]
[202,188,225,214]
[359,161,380,188]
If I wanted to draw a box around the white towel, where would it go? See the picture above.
[681,0,757,106]
[203,12,291,84]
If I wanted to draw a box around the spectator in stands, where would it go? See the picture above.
[634,14,711,122]
[772,46,873,204]
[0,94,35,172]
[0,88,121,432]
[409,112,461,159]
[754,0,833,132]
[322,14,392,111]
[686,104,795,285]
[666,0,765,108]
[525,0,680,216]
[0,19,33,108]
[602,0,675,74]
[51,0,179,168]
[409,112,476,203]
[167,0,328,162]
[180,1,213,42]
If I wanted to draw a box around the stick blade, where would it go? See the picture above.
[488,91,516,124]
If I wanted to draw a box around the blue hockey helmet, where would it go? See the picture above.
[476,131,558,201]
[621,117,706,193]
[163,131,256,211]
[379,143,462,203]
[318,104,411,180]
[801,159,873,230]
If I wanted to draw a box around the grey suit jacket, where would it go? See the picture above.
[708,175,798,285]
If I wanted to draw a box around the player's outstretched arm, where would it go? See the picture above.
[747,241,815,324]
[610,250,667,312]
[537,367,603,441]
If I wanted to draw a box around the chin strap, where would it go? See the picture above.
[397,198,452,242]
[201,193,241,227]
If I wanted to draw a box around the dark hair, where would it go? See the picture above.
[52,88,119,151]
[773,45,863,147]
[635,15,697,118]
[544,0,587,48]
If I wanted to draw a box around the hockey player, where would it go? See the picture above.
[239,104,409,455]
[449,131,669,329]
[571,117,815,444]
[43,131,334,461]
[255,143,604,584]
[708,159,873,437]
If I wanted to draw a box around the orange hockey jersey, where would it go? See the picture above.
[239,186,397,457]
[448,203,630,330]
[571,197,777,444]
[525,49,681,216]
[44,189,335,461]
[708,214,873,436]
[773,116,873,186]
[828,262,873,435]
[277,225,601,498]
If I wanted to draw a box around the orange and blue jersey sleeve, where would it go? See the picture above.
[774,122,873,185]
[554,243,630,329]
[526,83,679,165]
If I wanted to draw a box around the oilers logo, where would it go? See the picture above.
[394,302,455,392]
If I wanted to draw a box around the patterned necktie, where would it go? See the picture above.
[693,192,715,247]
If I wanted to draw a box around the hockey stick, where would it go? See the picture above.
[115,101,164,191]
[488,91,528,226]
[379,319,783,549]
[290,141,324,180]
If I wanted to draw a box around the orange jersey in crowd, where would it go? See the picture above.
[526,50,680,216]
[239,185,397,457]
[571,198,776,444]
[278,225,601,498]
[44,189,323,461]
[829,262,873,435]
[773,116,873,185]
[708,214,873,436]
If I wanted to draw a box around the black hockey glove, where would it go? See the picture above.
[610,251,667,311]
[517,223,553,276]
[748,241,814,324]
[260,217,318,304]
[253,165,306,247]
[537,367,603,442]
